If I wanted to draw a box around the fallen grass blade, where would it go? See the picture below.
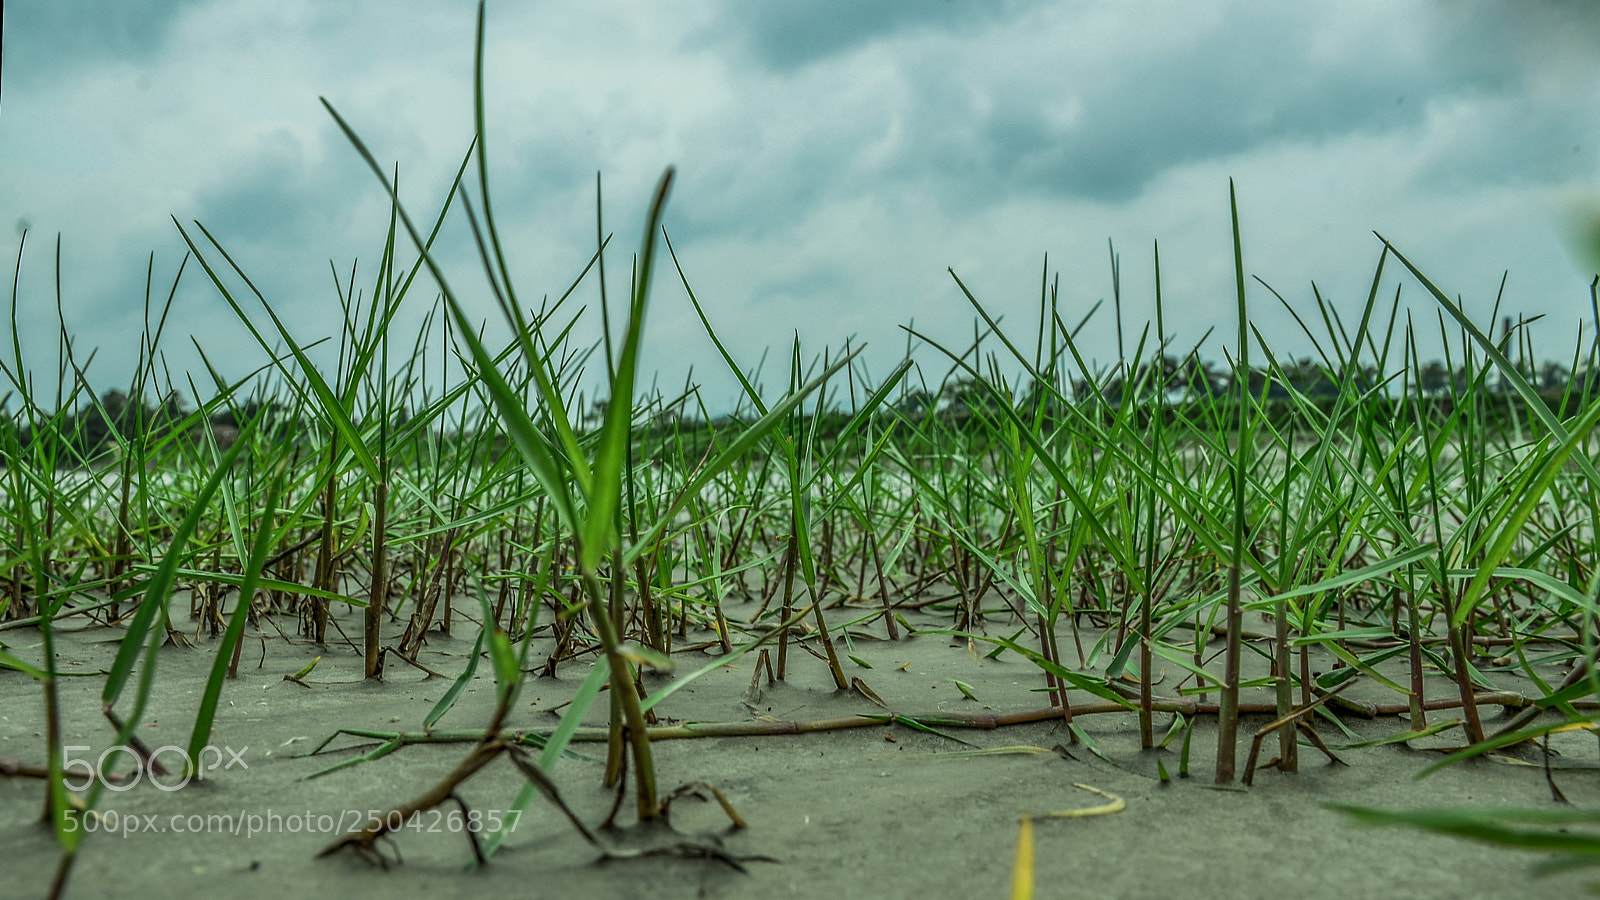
[1010,814,1035,900]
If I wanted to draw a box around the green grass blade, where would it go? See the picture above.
[423,625,487,731]
[1381,234,1600,488]
[185,465,284,772]
[582,169,674,572]
[481,656,611,860]
[102,431,250,710]
[319,98,581,534]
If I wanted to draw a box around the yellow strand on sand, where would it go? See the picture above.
[1040,783,1125,818]
[1009,815,1034,900]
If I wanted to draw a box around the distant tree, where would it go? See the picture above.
[209,398,297,446]
[155,391,189,432]
[1280,358,1340,397]
[1176,356,1227,399]
[1538,361,1572,392]
[893,387,936,418]
[210,398,290,430]
[940,376,1004,419]
[46,388,180,459]
[0,406,17,456]
[1127,354,1183,399]
[1243,367,1290,400]
[72,389,123,453]
[1419,361,1450,396]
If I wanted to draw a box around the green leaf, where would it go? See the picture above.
[423,626,487,731]
[1383,235,1600,489]
[159,568,364,607]
[103,431,250,711]
[1253,544,1436,607]
[1332,803,1600,861]
[318,96,582,536]
[541,658,611,772]
[0,648,45,678]
[187,466,286,772]
[483,657,610,860]
[582,169,674,573]
[1291,626,1396,647]
[1333,718,1463,749]
[624,348,862,568]
[1414,714,1600,779]
[1455,396,1600,626]
[475,578,520,704]
[1489,566,1597,615]
[926,629,1132,708]
[1150,642,1225,688]
[175,220,382,481]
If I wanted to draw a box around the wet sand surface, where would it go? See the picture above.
[2,607,1595,899]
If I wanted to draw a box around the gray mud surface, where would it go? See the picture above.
[3,607,1596,899]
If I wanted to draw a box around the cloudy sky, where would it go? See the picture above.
[5,0,1600,412]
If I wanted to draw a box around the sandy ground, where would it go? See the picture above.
[2,603,1596,900]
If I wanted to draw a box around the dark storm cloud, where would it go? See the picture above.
[892,9,1508,204]
[1432,0,1600,65]
[699,2,1596,211]
[673,4,1526,225]
[188,130,327,243]
[5,0,203,79]
[180,125,384,312]
[667,114,893,245]
[707,0,1045,69]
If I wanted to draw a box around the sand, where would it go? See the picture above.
[2,604,1596,899]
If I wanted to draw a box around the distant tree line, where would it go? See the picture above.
[10,352,1598,465]
[893,354,1600,425]
[5,389,294,463]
